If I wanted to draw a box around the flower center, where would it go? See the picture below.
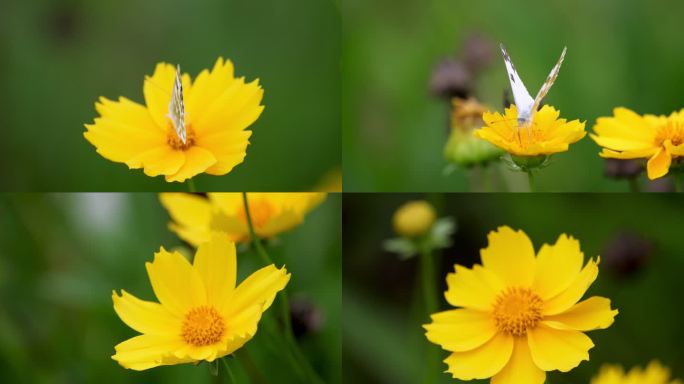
[238,199,274,229]
[654,120,684,147]
[181,305,225,346]
[167,122,196,151]
[492,287,543,336]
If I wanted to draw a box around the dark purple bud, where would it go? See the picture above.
[604,159,643,179]
[603,231,652,278]
[290,296,324,338]
[463,33,494,72]
[429,59,473,100]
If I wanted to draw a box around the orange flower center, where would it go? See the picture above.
[181,305,225,346]
[167,122,196,151]
[654,120,684,147]
[238,199,274,229]
[492,287,543,336]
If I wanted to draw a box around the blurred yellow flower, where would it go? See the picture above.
[475,105,586,157]
[424,226,617,384]
[84,58,264,182]
[591,108,684,180]
[392,200,436,238]
[159,193,326,246]
[591,361,682,384]
[112,235,289,370]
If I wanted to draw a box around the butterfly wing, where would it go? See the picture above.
[530,46,567,117]
[500,44,534,122]
[168,65,186,144]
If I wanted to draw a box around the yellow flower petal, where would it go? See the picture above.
[480,226,536,287]
[145,247,206,316]
[165,146,217,182]
[542,257,599,316]
[129,146,185,177]
[492,337,546,384]
[646,146,672,180]
[224,264,290,318]
[527,324,593,372]
[193,235,236,310]
[143,62,192,129]
[544,297,618,331]
[193,78,264,135]
[532,234,583,300]
[445,264,503,311]
[443,332,514,380]
[112,290,179,335]
[196,130,252,175]
[424,309,497,352]
[159,193,213,245]
[112,334,186,371]
[185,57,235,123]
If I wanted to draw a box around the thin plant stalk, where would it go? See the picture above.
[628,177,640,192]
[526,170,535,192]
[241,192,324,384]
[419,244,439,384]
[220,358,236,383]
[187,178,197,192]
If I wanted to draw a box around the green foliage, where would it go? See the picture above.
[0,0,340,191]
[342,0,684,191]
[0,194,341,383]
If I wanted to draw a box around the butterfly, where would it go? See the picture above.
[167,65,186,144]
[499,44,567,128]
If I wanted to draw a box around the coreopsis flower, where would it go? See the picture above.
[475,105,586,159]
[112,235,290,370]
[444,98,503,167]
[84,58,264,182]
[424,226,617,384]
[591,361,682,384]
[159,193,326,246]
[591,107,684,180]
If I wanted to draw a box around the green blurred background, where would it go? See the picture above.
[0,193,341,383]
[0,0,340,191]
[343,193,684,383]
[342,0,684,191]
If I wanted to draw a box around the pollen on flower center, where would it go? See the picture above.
[181,305,225,346]
[492,287,543,336]
[238,200,274,229]
[167,122,196,150]
[654,120,684,147]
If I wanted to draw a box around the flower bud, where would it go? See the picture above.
[392,201,436,238]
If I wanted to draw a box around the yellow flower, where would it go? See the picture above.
[591,361,682,384]
[392,200,436,238]
[112,235,289,370]
[159,192,326,246]
[424,226,617,384]
[591,107,684,180]
[475,105,586,156]
[84,58,264,182]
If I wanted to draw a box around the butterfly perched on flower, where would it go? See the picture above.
[500,44,567,127]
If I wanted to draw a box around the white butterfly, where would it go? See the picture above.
[168,65,186,144]
[500,44,567,127]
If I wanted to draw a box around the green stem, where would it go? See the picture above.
[526,170,535,192]
[236,349,268,384]
[628,177,640,193]
[220,357,236,383]
[419,244,439,384]
[674,173,683,193]
[187,178,197,192]
[241,192,323,384]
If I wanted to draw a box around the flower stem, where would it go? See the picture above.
[628,177,640,192]
[220,357,236,383]
[187,178,197,192]
[419,244,439,384]
[526,170,535,192]
[674,173,683,193]
[241,192,323,384]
